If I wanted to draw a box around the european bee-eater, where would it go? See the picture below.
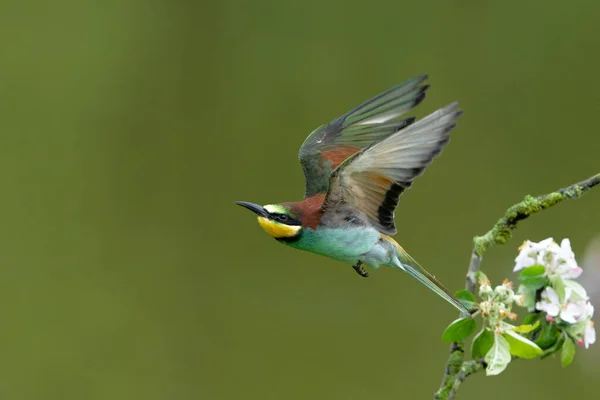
[237,75,469,314]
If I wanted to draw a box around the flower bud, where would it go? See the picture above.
[502,278,514,290]
[479,300,492,316]
[479,281,493,299]
[512,294,525,306]
[494,285,511,302]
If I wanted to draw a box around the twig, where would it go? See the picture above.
[435,342,463,400]
[435,343,471,400]
[434,173,600,400]
[465,250,481,296]
[447,359,486,399]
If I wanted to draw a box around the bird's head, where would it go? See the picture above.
[236,201,303,241]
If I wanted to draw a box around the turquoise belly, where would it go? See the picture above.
[284,227,381,264]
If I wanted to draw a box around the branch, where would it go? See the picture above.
[447,359,486,399]
[467,172,600,296]
[434,172,600,400]
[434,343,464,400]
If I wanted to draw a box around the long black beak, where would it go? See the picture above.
[236,201,268,217]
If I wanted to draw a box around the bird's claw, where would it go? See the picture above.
[352,261,369,278]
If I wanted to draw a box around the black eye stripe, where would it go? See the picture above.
[269,213,301,226]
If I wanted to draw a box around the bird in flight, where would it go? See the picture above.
[237,75,469,314]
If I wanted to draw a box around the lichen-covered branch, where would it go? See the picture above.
[434,172,600,400]
[447,359,486,399]
[434,343,464,400]
[473,173,600,256]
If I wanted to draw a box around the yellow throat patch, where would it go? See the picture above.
[257,217,301,238]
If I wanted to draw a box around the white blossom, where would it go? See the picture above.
[552,240,583,279]
[514,239,554,271]
[536,287,560,317]
[575,300,595,321]
[514,238,582,279]
[559,301,581,324]
[514,243,537,270]
[584,321,596,348]
[516,237,595,350]
[536,286,594,325]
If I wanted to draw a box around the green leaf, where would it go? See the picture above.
[519,265,547,289]
[441,317,476,342]
[485,333,511,376]
[455,289,477,309]
[541,333,566,359]
[503,330,543,359]
[535,322,560,350]
[474,271,488,284]
[471,329,494,359]
[561,336,576,367]
[550,275,566,302]
[513,321,541,334]
[522,312,542,326]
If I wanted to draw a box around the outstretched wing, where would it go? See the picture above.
[322,102,462,235]
[298,75,429,198]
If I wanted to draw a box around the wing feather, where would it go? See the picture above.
[323,102,462,234]
[298,75,429,197]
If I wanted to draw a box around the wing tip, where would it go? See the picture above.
[442,123,458,136]
[441,101,461,112]
[415,73,429,83]
[412,85,430,109]
[447,102,463,116]
[441,107,463,135]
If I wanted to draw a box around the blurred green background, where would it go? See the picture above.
[1,0,599,399]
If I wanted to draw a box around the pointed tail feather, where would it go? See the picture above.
[393,252,471,316]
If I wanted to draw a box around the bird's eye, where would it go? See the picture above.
[278,214,289,222]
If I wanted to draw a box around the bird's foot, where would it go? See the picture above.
[352,261,369,278]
